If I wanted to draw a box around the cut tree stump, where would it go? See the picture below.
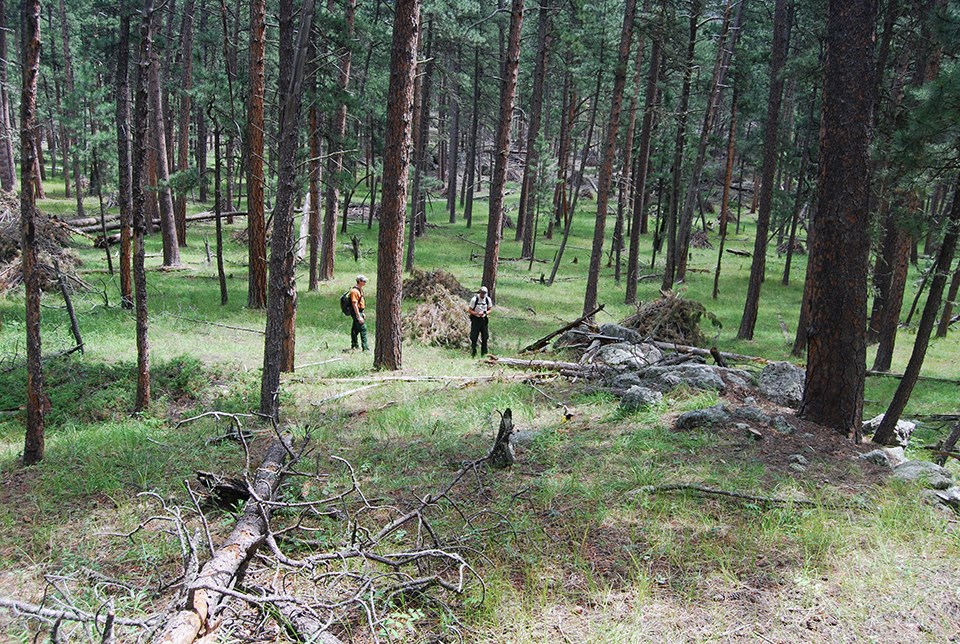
[487,409,515,468]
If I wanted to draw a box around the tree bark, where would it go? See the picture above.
[21,0,45,465]
[260,0,315,418]
[59,0,85,219]
[873,174,960,445]
[737,0,790,339]
[463,46,481,229]
[374,0,421,371]
[936,262,960,338]
[481,0,524,302]
[517,0,551,257]
[583,0,637,317]
[247,0,267,308]
[173,0,196,246]
[447,45,460,224]
[133,0,156,413]
[713,83,738,300]
[307,31,321,291]
[0,0,15,191]
[872,218,912,371]
[116,10,134,310]
[798,0,877,439]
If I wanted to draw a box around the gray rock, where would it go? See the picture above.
[744,396,757,405]
[619,386,664,412]
[789,463,807,473]
[598,323,646,345]
[789,454,809,467]
[609,372,643,390]
[758,361,806,408]
[722,372,752,389]
[596,342,664,371]
[892,460,953,490]
[641,364,726,393]
[862,413,916,447]
[676,404,730,430]
[734,405,771,425]
[858,447,907,469]
[771,416,796,435]
[510,430,541,447]
[929,487,960,509]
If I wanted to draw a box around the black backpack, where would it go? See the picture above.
[340,290,354,316]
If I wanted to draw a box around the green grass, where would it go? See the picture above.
[0,174,958,641]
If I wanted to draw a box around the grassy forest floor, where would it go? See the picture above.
[0,179,959,642]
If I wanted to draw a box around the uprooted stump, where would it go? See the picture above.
[620,292,719,347]
[487,408,515,469]
[403,284,471,348]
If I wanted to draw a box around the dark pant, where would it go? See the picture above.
[351,313,368,351]
[470,315,489,356]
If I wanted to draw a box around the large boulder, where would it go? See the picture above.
[598,323,646,345]
[891,460,953,490]
[595,342,664,371]
[862,414,916,447]
[857,446,907,469]
[619,386,664,412]
[640,363,726,392]
[676,404,731,430]
[733,405,771,425]
[758,362,805,408]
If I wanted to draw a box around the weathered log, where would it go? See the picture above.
[491,356,610,377]
[154,436,292,644]
[519,304,604,354]
[649,341,767,365]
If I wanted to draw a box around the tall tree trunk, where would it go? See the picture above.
[675,0,742,282]
[247,0,268,308]
[21,0,45,465]
[148,20,182,266]
[481,0,524,302]
[518,0,551,258]
[320,0,357,281]
[447,45,460,224]
[935,262,960,338]
[737,0,790,339]
[116,10,134,309]
[713,83,738,300]
[551,67,574,234]
[133,0,157,413]
[260,0,315,418]
[374,0,421,371]
[307,32,321,291]
[0,0,15,191]
[873,173,960,445]
[799,0,877,438]
[625,34,661,303]
[195,0,209,203]
[661,1,701,290]
[59,0,85,218]
[583,0,637,317]
[213,116,227,304]
[463,46,481,228]
[174,0,196,245]
[407,18,433,271]
[872,214,913,371]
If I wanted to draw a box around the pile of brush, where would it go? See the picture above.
[0,191,80,294]
[621,292,719,347]
[403,284,471,349]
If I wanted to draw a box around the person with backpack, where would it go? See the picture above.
[467,285,493,357]
[342,275,369,352]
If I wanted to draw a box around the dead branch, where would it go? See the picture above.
[312,383,383,406]
[632,484,868,510]
[167,314,265,335]
[0,596,153,628]
[519,305,604,354]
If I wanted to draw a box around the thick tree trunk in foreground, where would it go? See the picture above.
[247,0,267,308]
[374,0,421,371]
[583,0,637,317]
[21,0,44,466]
[116,11,134,309]
[799,0,877,439]
[260,0,314,419]
[481,0,524,302]
[133,0,156,412]
[873,175,960,445]
[737,0,790,339]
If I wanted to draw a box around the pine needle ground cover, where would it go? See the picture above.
[0,187,958,641]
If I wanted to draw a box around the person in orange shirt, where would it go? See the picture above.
[348,275,368,351]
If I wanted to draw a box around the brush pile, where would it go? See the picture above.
[0,191,80,294]
[403,268,471,301]
[690,229,712,249]
[403,284,471,349]
[620,292,718,347]
[776,238,805,255]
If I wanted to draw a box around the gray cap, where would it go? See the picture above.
[480,286,488,293]
[357,274,368,283]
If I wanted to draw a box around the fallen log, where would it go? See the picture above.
[75,211,247,234]
[490,356,611,379]
[649,341,768,365]
[864,369,960,384]
[519,304,604,354]
[155,436,293,644]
